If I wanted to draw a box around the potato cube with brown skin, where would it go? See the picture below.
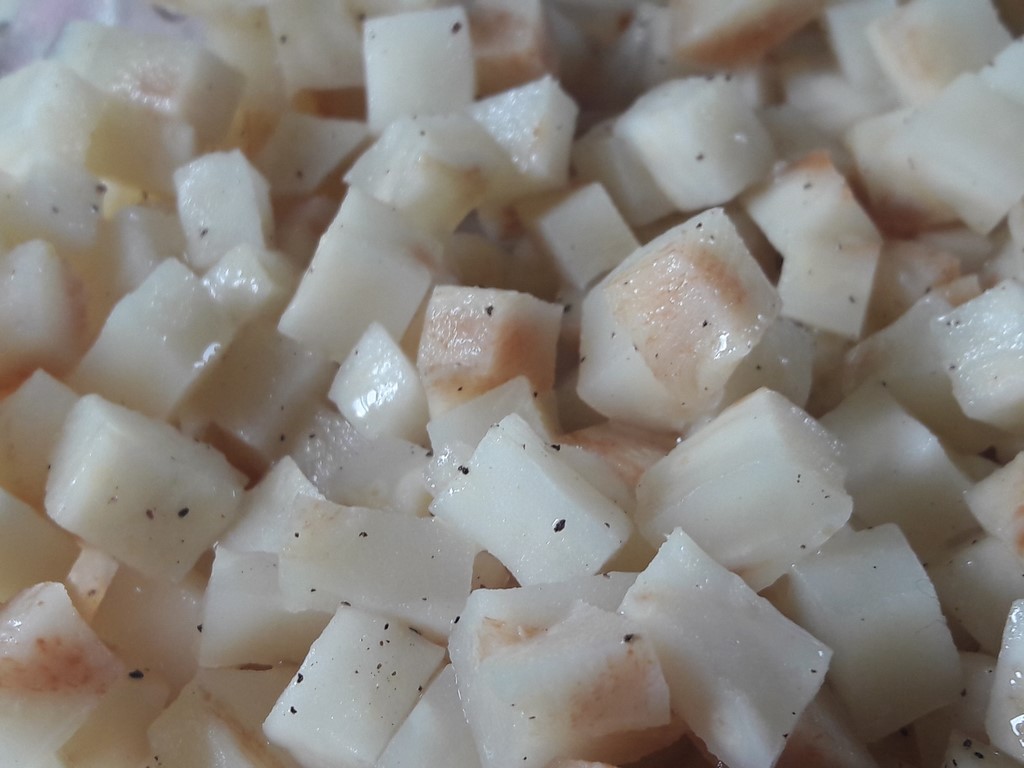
[45,394,247,583]
[744,151,882,340]
[667,0,825,69]
[578,207,779,432]
[417,285,562,417]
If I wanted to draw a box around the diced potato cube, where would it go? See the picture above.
[174,150,273,272]
[981,38,1024,105]
[45,394,246,582]
[521,182,639,290]
[620,528,831,768]
[68,259,238,420]
[469,75,578,195]
[417,285,562,416]
[267,0,363,95]
[64,545,119,622]
[329,322,429,445]
[264,606,445,768]
[255,110,368,197]
[864,239,960,333]
[638,388,852,590]
[823,0,898,98]
[784,524,961,741]
[278,497,477,640]
[0,487,78,602]
[744,151,882,339]
[667,0,824,68]
[469,0,556,97]
[614,77,775,212]
[201,244,297,326]
[986,600,1024,759]
[579,207,779,431]
[935,281,1024,433]
[720,317,815,410]
[430,413,632,585]
[966,451,1024,556]
[0,240,84,390]
[364,6,475,132]
[278,189,439,364]
[866,0,1012,105]
[56,20,244,149]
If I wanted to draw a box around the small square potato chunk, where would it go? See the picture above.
[45,394,246,582]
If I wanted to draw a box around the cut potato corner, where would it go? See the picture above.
[376,665,482,768]
[364,6,474,133]
[0,486,78,602]
[614,77,775,212]
[346,113,519,235]
[45,394,246,582]
[822,0,898,105]
[58,672,169,768]
[469,0,556,98]
[981,38,1024,106]
[934,281,1024,433]
[430,413,632,585]
[278,496,476,641]
[0,582,124,767]
[264,606,445,768]
[578,207,779,432]
[985,600,1024,760]
[637,388,852,591]
[862,239,960,334]
[667,0,825,69]
[55,19,244,150]
[267,0,363,96]
[560,421,674,489]
[0,240,86,391]
[448,573,687,768]
[719,317,814,411]
[149,666,300,768]
[865,0,1012,106]
[278,188,440,364]
[174,149,273,272]
[65,545,119,622]
[744,151,881,340]
[329,322,429,445]
[781,524,960,741]
[820,384,978,563]
[417,285,562,417]
[199,547,329,668]
[201,244,298,326]
[966,451,1024,558]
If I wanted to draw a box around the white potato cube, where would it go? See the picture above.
[0,240,84,390]
[930,536,1024,656]
[329,322,429,444]
[148,667,297,768]
[823,0,898,98]
[64,545,119,622]
[0,583,124,767]
[982,38,1024,105]
[775,687,880,768]
[884,74,1024,235]
[0,369,77,508]
[784,524,961,741]
[667,0,825,68]
[986,600,1024,759]
[199,547,330,668]
[201,244,297,326]
[522,182,639,290]
[0,487,78,602]
[469,75,578,195]
[174,149,273,271]
[934,281,1024,433]
[579,207,780,431]
[268,0,363,95]
[0,60,104,178]
[571,119,676,228]
[68,258,238,420]
[264,606,445,768]
[377,665,482,768]
[278,189,439,364]
[967,451,1024,556]
[469,0,555,97]
[866,0,1012,106]
[417,285,562,416]
[864,238,961,333]
[279,497,477,639]
[745,151,882,339]
[720,317,815,409]
[364,6,474,132]
[614,77,775,212]
[620,528,831,768]
[255,110,367,197]
[345,113,516,234]
[56,20,244,149]
[431,413,632,585]
[638,388,852,590]
[45,394,246,582]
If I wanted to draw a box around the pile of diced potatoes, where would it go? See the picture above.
[2,0,1024,765]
